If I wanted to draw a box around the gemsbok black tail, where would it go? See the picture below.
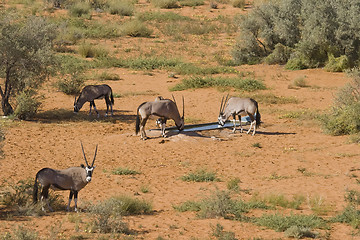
[33,173,39,203]
[255,101,261,127]
[110,89,114,105]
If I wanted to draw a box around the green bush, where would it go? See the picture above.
[107,0,134,16]
[181,169,220,182]
[151,0,179,8]
[324,54,350,72]
[255,213,327,232]
[121,20,153,37]
[231,0,245,8]
[212,224,238,240]
[332,206,360,229]
[179,0,204,7]
[321,69,360,135]
[232,0,360,70]
[112,167,140,175]
[56,73,85,95]
[78,43,108,58]
[1,225,38,240]
[14,91,41,120]
[264,43,293,65]
[88,195,152,233]
[69,2,91,17]
[170,76,266,92]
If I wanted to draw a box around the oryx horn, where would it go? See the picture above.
[91,144,98,167]
[182,96,184,119]
[81,142,90,167]
[222,94,229,113]
[219,96,225,113]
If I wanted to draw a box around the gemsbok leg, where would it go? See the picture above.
[247,113,256,135]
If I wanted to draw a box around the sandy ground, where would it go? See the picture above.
[0,64,359,239]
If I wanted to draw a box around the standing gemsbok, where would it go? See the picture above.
[33,143,98,212]
[74,84,114,117]
[218,95,261,135]
[135,96,185,140]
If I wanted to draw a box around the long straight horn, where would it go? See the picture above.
[219,96,225,113]
[91,144,98,167]
[74,96,77,104]
[81,142,90,167]
[182,96,184,119]
[222,94,230,112]
[171,94,177,105]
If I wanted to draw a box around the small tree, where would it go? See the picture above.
[0,14,57,116]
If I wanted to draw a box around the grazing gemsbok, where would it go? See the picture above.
[33,143,98,212]
[74,84,114,117]
[135,95,185,140]
[218,95,261,135]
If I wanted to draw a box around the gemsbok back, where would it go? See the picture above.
[33,143,98,212]
[74,84,114,117]
[135,95,185,140]
[218,95,261,135]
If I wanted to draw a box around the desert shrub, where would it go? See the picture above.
[1,225,38,240]
[162,21,219,36]
[232,0,360,70]
[151,0,179,8]
[246,93,299,105]
[321,69,360,135]
[332,205,360,229]
[174,190,269,220]
[263,194,305,210]
[181,169,220,182]
[14,91,41,120]
[170,76,266,92]
[231,0,245,8]
[324,54,350,72]
[345,190,360,205]
[78,43,108,58]
[227,178,241,191]
[112,56,181,70]
[0,179,64,216]
[112,167,140,175]
[264,43,293,65]
[255,213,327,232]
[291,76,309,88]
[137,11,191,22]
[284,226,317,239]
[212,224,238,240]
[97,72,120,81]
[56,73,85,95]
[107,0,134,16]
[69,1,91,17]
[121,20,153,37]
[179,0,204,7]
[88,195,152,233]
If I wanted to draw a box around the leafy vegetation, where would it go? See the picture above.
[181,169,220,182]
[0,14,57,116]
[170,76,266,92]
[321,69,360,135]
[254,213,327,232]
[232,0,360,71]
[88,195,152,233]
[112,167,140,175]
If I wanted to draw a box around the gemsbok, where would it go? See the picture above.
[33,143,98,212]
[135,95,185,140]
[218,95,261,135]
[74,84,114,117]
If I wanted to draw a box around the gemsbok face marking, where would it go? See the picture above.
[33,143,98,212]
[218,94,261,135]
[74,84,114,117]
[135,95,185,140]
